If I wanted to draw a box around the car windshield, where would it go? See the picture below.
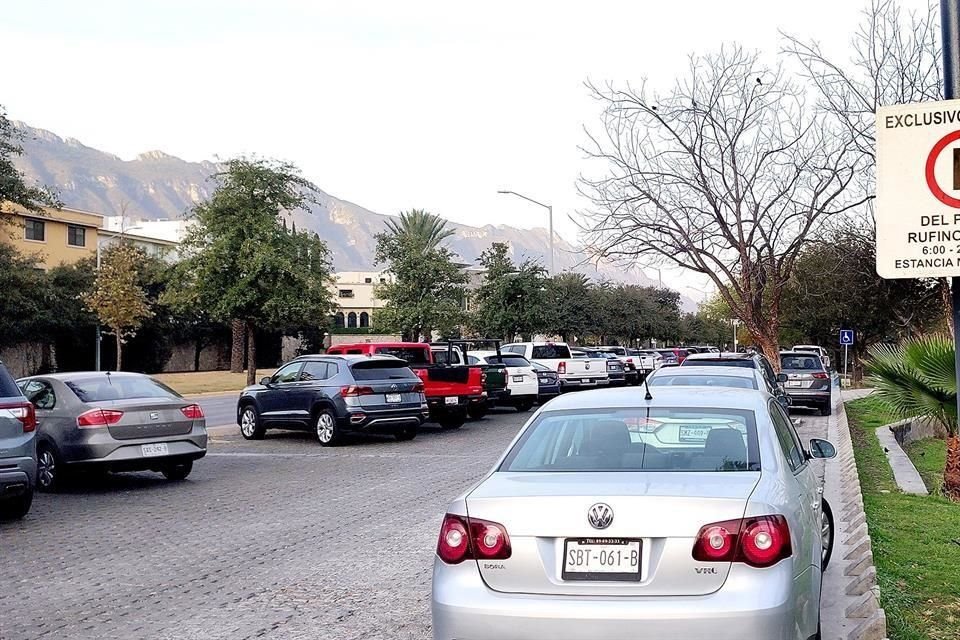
[781,355,823,370]
[683,358,755,368]
[350,361,417,380]
[485,355,531,367]
[648,375,757,390]
[532,344,572,359]
[65,375,180,402]
[373,347,430,364]
[500,407,760,472]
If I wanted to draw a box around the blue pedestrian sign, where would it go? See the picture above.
[840,330,854,346]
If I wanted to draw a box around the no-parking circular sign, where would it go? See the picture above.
[877,99,960,278]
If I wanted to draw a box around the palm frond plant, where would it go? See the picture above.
[866,334,960,499]
[384,209,455,251]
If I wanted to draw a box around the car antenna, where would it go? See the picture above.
[643,372,653,401]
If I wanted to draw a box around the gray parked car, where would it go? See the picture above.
[780,352,833,415]
[0,360,37,520]
[17,372,208,491]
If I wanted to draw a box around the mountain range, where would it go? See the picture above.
[12,122,658,287]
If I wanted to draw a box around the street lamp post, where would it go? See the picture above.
[497,190,554,275]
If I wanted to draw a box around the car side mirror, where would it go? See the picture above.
[260,377,272,386]
[776,373,788,383]
[809,438,837,459]
[778,394,792,408]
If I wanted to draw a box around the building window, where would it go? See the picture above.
[339,289,355,298]
[24,218,45,242]
[359,312,370,328]
[347,312,358,328]
[379,278,387,284]
[67,225,86,247]
[364,277,372,284]
[334,312,344,328]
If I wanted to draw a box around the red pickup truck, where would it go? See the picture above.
[325,342,486,429]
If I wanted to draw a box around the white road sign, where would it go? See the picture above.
[877,99,960,278]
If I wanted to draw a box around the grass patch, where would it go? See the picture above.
[905,438,947,497]
[846,397,960,640]
[152,369,275,395]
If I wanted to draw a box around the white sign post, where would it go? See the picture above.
[840,330,854,379]
[877,99,960,278]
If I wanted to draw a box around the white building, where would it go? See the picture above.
[328,270,392,329]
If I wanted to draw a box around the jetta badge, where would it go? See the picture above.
[149,412,160,421]
[587,503,613,530]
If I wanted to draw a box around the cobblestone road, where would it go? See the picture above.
[0,402,829,640]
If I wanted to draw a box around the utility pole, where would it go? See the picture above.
[943,0,960,427]
[497,190,554,275]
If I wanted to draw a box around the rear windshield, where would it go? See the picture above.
[486,355,531,367]
[532,345,572,359]
[0,364,21,398]
[350,361,417,381]
[500,408,760,472]
[648,374,757,390]
[682,358,755,369]
[373,347,430,364]
[781,355,823,371]
[65,375,180,402]
[432,350,463,365]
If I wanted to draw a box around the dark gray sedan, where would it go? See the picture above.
[779,352,833,415]
[17,372,208,491]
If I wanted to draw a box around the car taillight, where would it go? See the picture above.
[340,385,375,397]
[77,409,124,428]
[692,515,792,568]
[558,362,567,374]
[812,372,829,380]
[0,401,36,433]
[626,358,634,365]
[481,372,487,384]
[413,381,425,393]
[436,513,512,564]
[180,404,204,419]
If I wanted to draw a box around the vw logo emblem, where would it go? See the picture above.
[390,384,399,392]
[587,503,613,530]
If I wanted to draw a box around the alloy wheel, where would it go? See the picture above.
[821,510,832,562]
[240,409,257,438]
[316,413,336,443]
[37,449,56,490]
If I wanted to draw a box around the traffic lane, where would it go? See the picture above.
[190,392,240,428]
[0,407,531,640]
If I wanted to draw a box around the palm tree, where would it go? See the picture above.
[867,334,960,499]
[384,209,454,250]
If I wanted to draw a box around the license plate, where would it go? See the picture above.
[512,375,524,383]
[787,380,802,388]
[386,393,402,403]
[444,397,459,406]
[679,426,711,442]
[581,378,593,384]
[141,443,169,457]
[562,538,642,581]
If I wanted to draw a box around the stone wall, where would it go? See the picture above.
[888,416,948,446]
[0,343,45,378]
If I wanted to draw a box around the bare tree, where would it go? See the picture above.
[782,0,951,328]
[579,46,870,364]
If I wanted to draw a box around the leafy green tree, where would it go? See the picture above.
[472,243,548,340]
[0,244,47,347]
[384,209,455,250]
[541,273,594,342]
[167,158,335,385]
[375,231,467,341]
[82,244,154,371]
[0,106,58,220]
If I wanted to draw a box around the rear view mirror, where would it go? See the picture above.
[776,373,788,383]
[809,438,837,459]
[260,377,272,386]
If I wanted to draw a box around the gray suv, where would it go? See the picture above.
[780,351,833,415]
[0,361,37,520]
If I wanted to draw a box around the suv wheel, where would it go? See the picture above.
[467,404,488,420]
[161,461,193,481]
[315,409,342,446]
[239,405,266,440]
[439,414,465,430]
[820,401,833,417]
[0,490,33,521]
[37,443,64,493]
[515,398,535,412]
[394,426,417,442]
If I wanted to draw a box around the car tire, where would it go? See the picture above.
[239,405,266,440]
[438,414,465,430]
[821,498,835,572]
[315,409,342,446]
[0,490,33,521]
[515,398,535,412]
[394,426,417,442]
[467,404,488,420]
[820,401,833,417]
[161,460,193,481]
[36,443,63,493]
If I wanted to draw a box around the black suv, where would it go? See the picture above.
[236,355,427,446]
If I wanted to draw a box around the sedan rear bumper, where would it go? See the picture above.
[61,425,208,469]
[432,561,816,640]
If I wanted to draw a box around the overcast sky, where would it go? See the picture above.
[0,0,929,295]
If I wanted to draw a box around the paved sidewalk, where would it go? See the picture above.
[875,427,929,495]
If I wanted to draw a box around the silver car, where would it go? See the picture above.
[647,364,766,391]
[17,372,208,491]
[431,386,836,639]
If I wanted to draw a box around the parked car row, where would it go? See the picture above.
[0,360,209,521]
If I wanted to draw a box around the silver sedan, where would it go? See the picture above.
[431,386,835,640]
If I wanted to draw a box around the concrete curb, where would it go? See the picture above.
[820,391,887,640]
[875,426,929,495]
